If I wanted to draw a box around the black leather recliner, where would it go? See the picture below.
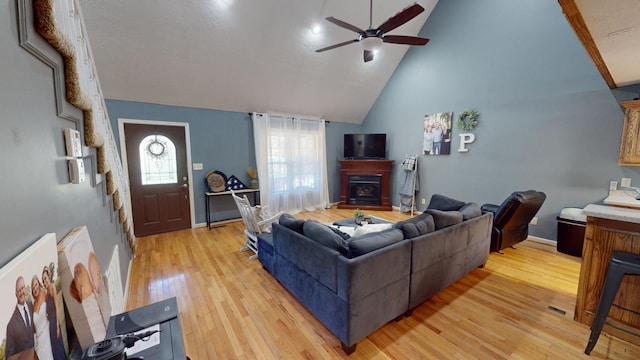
[481,190,546,253]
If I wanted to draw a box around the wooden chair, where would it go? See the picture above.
[230,190,283,260]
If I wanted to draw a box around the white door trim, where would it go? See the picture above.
[117,118,196,229]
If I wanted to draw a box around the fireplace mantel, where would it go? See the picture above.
[338,160,393,211]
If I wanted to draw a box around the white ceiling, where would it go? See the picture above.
[575,0,640,87]
[77,0,640,125]
[77,0,438,124]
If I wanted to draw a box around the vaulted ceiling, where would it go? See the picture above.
[77,0,438,124]
[77,0,639,125]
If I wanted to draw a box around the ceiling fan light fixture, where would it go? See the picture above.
[360,36,383,51]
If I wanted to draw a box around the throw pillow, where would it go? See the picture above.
[302,220,349,256]
[279,213,305,233]
[427,194,466,211]
[459,202,482,220]
[414,216,434,234]
[348,229,404,258]
[394,213,434,238]
[352,223,393,237]
[425,209,464,230]
[399,222,420,239]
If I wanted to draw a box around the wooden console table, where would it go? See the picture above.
[338,160,393,211]
[205,189,259,228]
[575,204,640,345]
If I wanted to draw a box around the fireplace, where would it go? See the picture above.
[347,175,382,205]
[338,160,393,211]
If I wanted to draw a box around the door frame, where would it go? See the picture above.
[118,118,196,230]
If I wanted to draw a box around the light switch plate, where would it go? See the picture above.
[193,163,203,170]
[621,177,632,188]
[610,181,618,191]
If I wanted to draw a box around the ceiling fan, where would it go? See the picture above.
[316,1,430,62]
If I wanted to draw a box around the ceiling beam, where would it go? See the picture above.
[558,0,617,89]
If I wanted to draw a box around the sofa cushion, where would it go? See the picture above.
[303,220,349,256]
[329,225,351,240]
[427,194,466,211]
[425,209,464,230]
[347,229,404,258]
[279,213,305,233]
[394,213,435,239]
[459,202,482,220]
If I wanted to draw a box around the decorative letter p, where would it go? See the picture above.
[458,133,476,153]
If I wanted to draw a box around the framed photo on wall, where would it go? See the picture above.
[423,112,453,155]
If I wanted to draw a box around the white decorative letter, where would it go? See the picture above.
[458,133,476,152]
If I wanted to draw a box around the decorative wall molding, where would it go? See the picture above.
[17,0,82,124]
[17,0,136,252]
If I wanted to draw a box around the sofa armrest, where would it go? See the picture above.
[481,203,499,214]
[336,239,411,302]
[273,224,340,292]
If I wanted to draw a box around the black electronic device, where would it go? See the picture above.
[81,337,126,360]
[106,298,186,360]
[114,300,177,335]
[81,331,159,360]
[343,133,386,160]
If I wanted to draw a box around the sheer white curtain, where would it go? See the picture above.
[252,113,330,214]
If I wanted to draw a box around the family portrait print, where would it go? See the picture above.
[1,233,68,360]
[423,112,453,155]
[58,226,112,350]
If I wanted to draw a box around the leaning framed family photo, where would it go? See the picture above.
[0,233,68,360]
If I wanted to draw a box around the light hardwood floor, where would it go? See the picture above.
[126,208,640,359]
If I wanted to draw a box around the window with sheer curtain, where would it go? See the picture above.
[252,113,329,214]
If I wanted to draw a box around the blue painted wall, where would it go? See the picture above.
[1,4,129,278]
[106,0,640,242]
[362,0,640,240]
[105,100,360,224]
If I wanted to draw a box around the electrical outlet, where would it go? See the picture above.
[421,198,426,205]
[530,217,538,225]
[621,178,632,188]
[193,163,203,170]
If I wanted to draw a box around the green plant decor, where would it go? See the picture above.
[354,208,365,224]
[456,109,479,131]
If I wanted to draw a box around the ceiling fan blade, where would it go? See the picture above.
[364,50,374,62]
[383,35,430,46]
[316,39,359,53]
[325,16,366,35]
[377,3,425,34]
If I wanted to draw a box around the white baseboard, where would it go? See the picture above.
[527,235,556,246]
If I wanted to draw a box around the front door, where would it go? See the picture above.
[124,123,191,236]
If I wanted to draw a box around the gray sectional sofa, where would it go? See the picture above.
[257,195,493,354]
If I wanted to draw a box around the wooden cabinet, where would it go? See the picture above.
[618,99,640,165]
[575,215,640,345]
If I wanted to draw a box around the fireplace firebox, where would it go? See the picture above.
[347,175,382,205]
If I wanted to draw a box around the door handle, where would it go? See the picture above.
[181,183,188,189]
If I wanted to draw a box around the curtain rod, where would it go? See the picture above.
[248,112,329,124]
